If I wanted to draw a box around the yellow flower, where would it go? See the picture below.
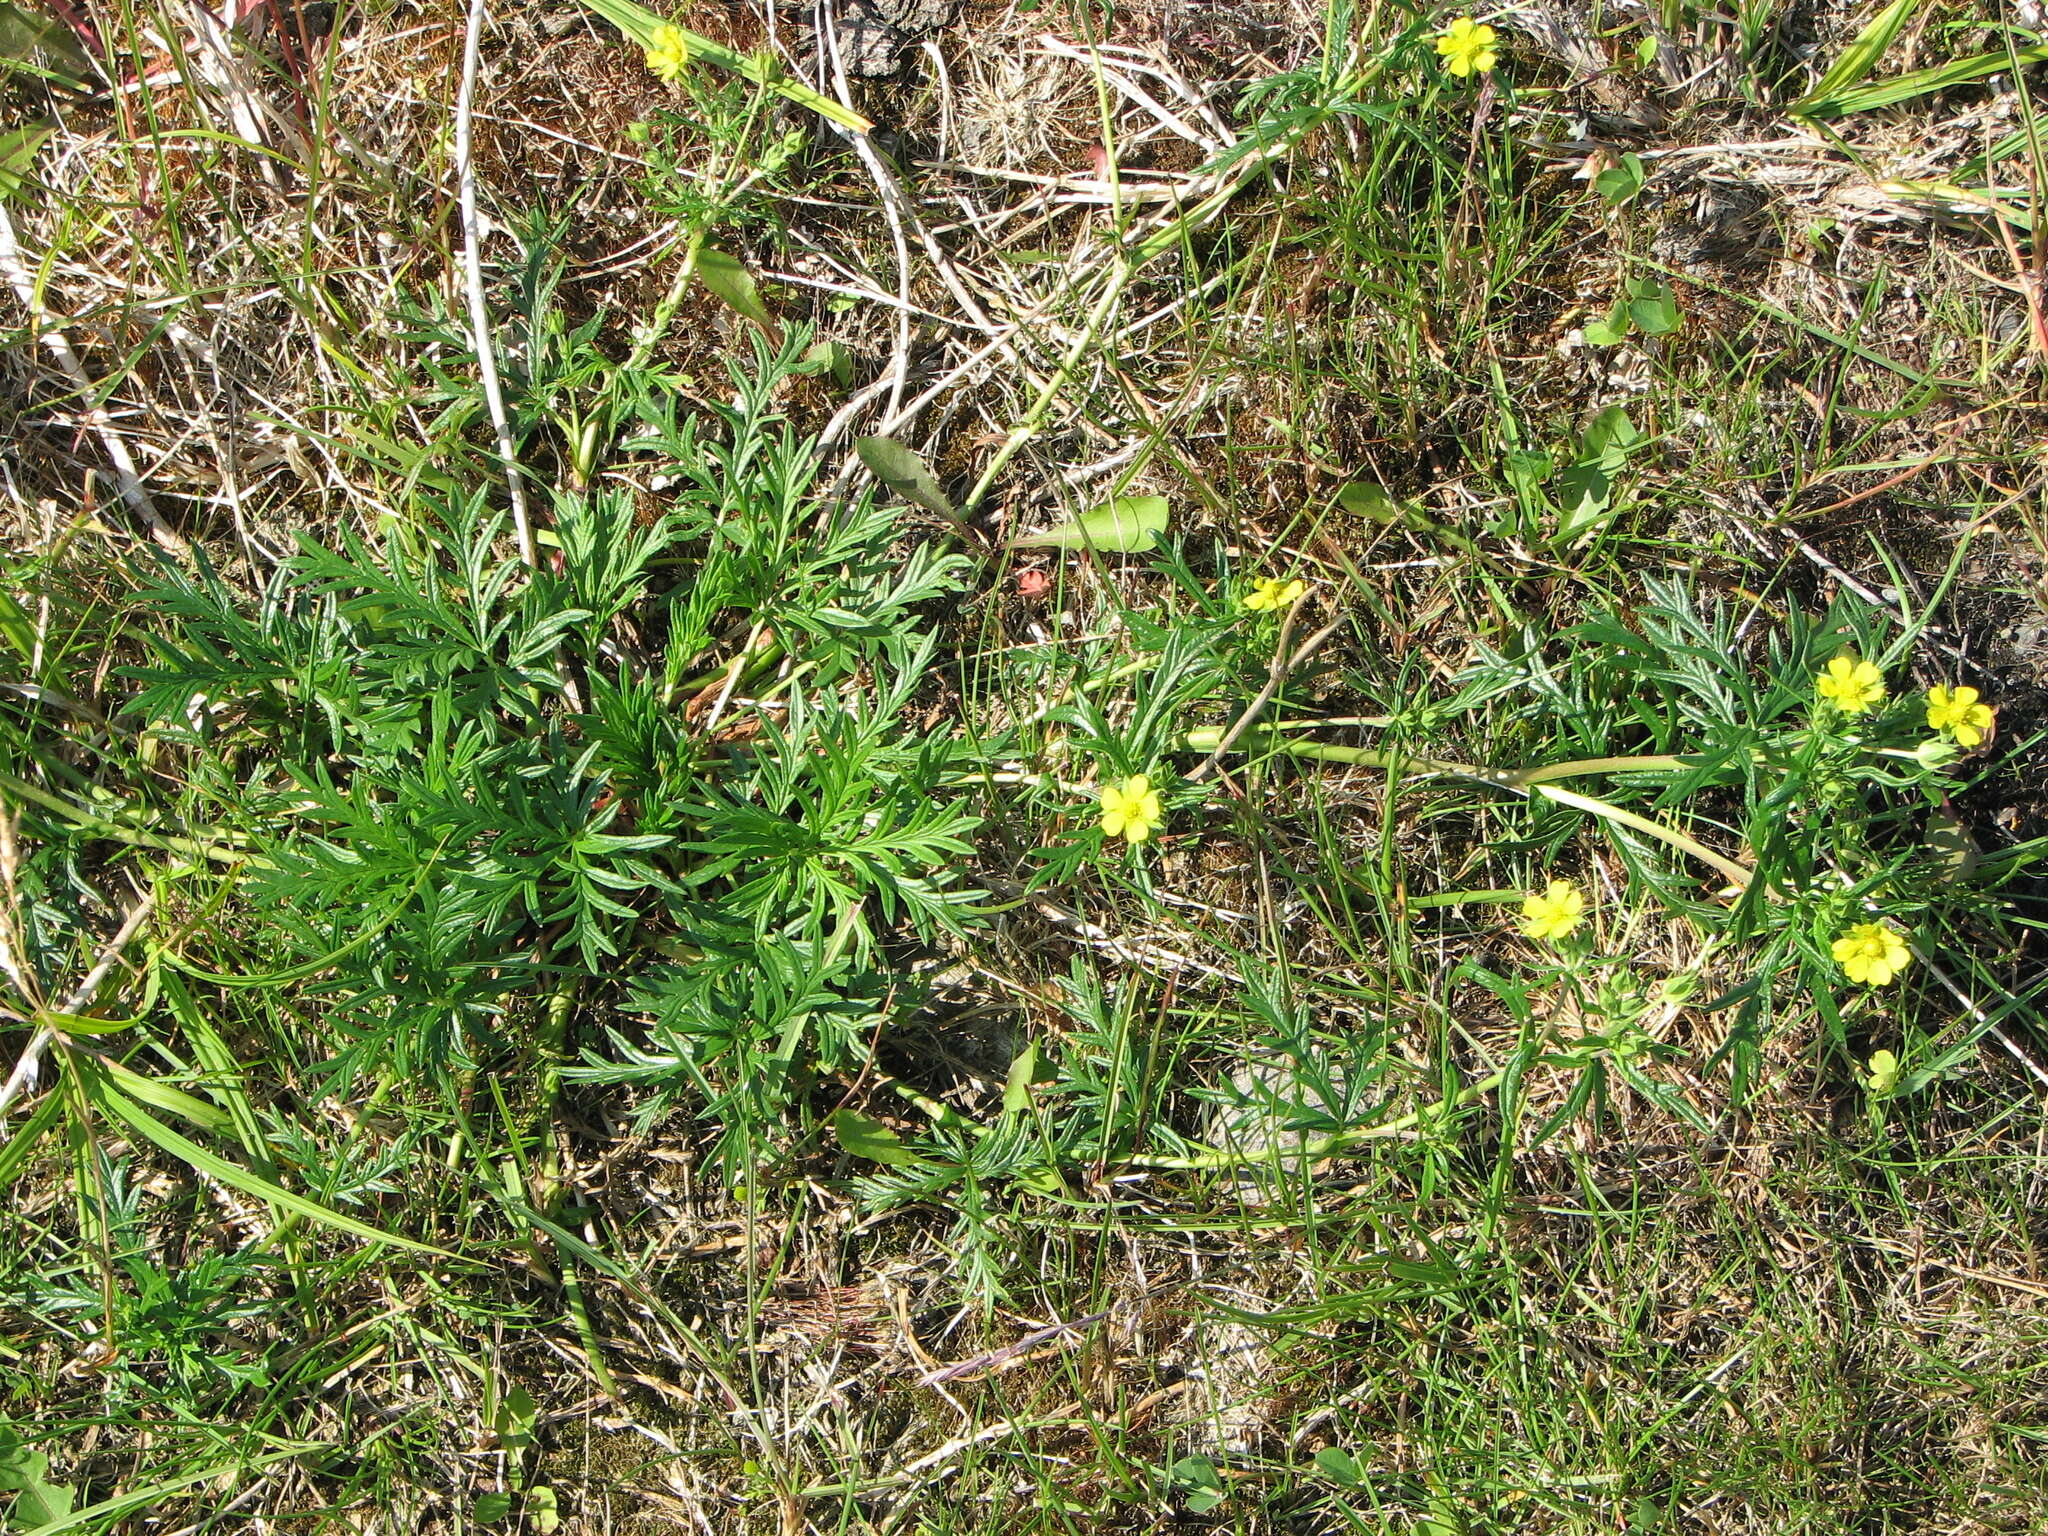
[1519,879,1585,942]
[1925,684,1994,749]
[1241,576,1307,613]
[644,23,693,84]
[1815,654,1886,715]
[1099,774,1164,845]
[1863,1049,1901,1095]
[1831,921,1910,987]
[1434,17,1500,78]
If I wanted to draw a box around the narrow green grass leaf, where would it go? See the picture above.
[0,1,89,88]
[17,1442,317,1536]
[161,973,280,1174]
[34,1008,133,1036]
[100,1058,230,1131]
[0,1089,62,1193]
[1788,0,1919,115]
[79,1068,451,1256]
[1796,39,2048,119]
[1010,495,1169,552]
[0,585,37,665]
[1878,178,2035,229]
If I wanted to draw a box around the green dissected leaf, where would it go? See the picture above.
[0,119,51,202]
[831,1108,919,1165]
[1010,494,1169,552]
[856,436,960,524]
[571,0,871,130]
[1789,0,1918,115]
[76,1066,452,1256]
[695,246,775,335]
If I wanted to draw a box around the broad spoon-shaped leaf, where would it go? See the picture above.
[1010,494,1168,552]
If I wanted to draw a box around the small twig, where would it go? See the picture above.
[453,0,535,569]
[820,5,913,426]
[1912,945,2048,1093]
[0,894,155,1122]
[916,1304,1115,1385]
[1187,606,1345,784]
[0,206,182,552]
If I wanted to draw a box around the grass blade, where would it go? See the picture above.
[1796,38,2048,119]
[1788,0,1919,116]
[76,1064,453,1257]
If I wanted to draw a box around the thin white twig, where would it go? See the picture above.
[1913,945,2048,1093]
[0,895,156,1122]
[821,2,912,425]
[1189,609,1347,784]
[0,206,182,551]
[454,0,535,568]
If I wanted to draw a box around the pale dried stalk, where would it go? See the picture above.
[454,0,536,568]
[0,206,182,551]
[0,895,157,1122]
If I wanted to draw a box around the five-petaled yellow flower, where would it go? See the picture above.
[1099,774,1164,845]
[1519,879,1585,942]
[1242,576,1307,613]
[644,23,693,83]
[1434,17,1500,77]
[1925,684,1994,749]
[1863,1049,1901,1095]
[1815,654,1886,715]
[1832,921,1910,987]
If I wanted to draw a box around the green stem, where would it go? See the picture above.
[961,265,1133,515]
[1125,1064,1511,1172]
[1508,754,1688,786]
[1181,727,1754,888]
[533,984,619,1398]
[0,771,247,866]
